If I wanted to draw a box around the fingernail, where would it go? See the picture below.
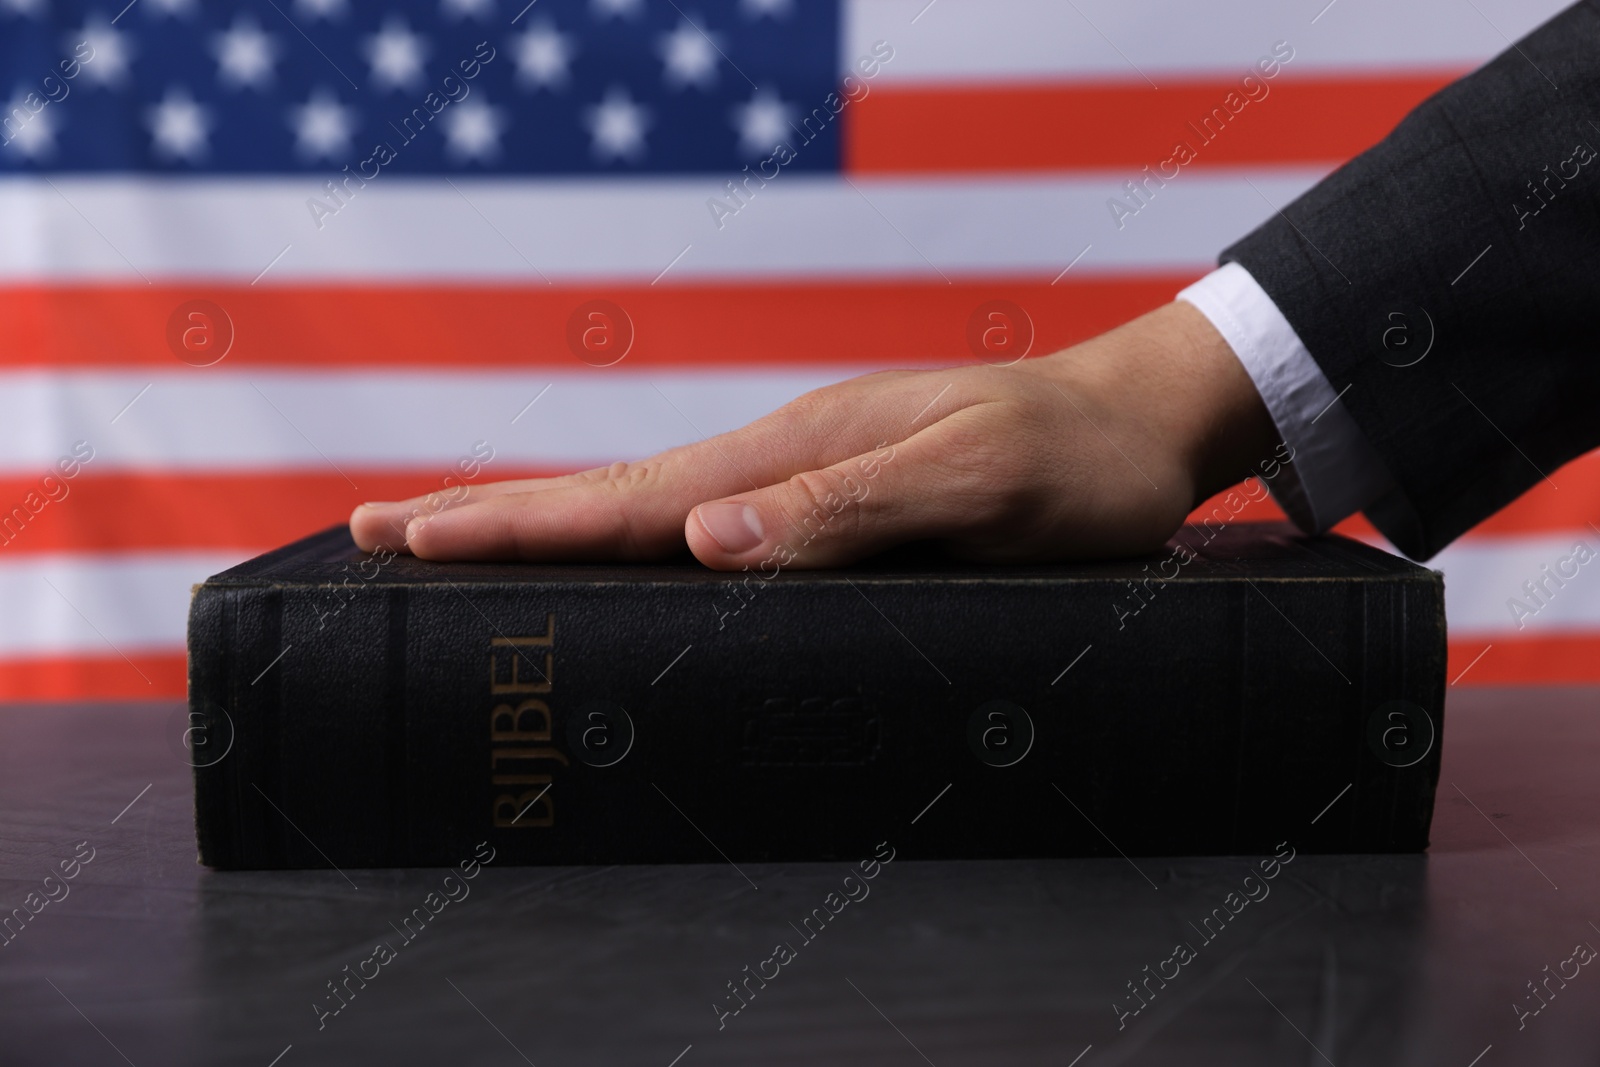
[696,502,764,553]
[361,501,395,508]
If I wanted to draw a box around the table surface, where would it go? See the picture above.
[1,689,1597,1067]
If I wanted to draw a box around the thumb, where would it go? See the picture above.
[685,438,957,570]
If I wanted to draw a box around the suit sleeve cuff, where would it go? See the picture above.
[1176,262,1397,534]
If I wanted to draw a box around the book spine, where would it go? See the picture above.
[192,568,1445,869]
[187,582,233,867]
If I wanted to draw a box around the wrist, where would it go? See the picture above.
[1030,301,1277,510]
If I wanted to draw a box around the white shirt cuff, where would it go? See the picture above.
[1177,262,1395,533]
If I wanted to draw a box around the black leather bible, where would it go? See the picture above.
[187,522,1446,869]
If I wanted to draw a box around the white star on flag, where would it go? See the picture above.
[213,15,280,90]
[143,0,197,17]
[289,89,357,161]
[740,0,793,17]
[441,0,495,20]
[590,0,643,19]
[364,16,430,91]
[658,17,722,90]
[293,0,348,20]
[146,87,211,163]
[1,94,55,159]
[70,16,135,87]
[584,85,651,162]
[511,22,575,90]
[444,100,506,163]
[731,88,795,157]
[0,0,46,17]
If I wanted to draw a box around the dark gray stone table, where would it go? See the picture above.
[2,688,1597,1066]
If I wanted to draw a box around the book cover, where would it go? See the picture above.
[187,522,1445,869]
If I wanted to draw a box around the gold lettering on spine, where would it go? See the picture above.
[490,614,565,829]
[489,614,554,694]
[491,699,553,743]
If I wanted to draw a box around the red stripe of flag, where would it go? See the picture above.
[844,72,1463,174]
[0,469,567,554]
[0,279,1191,370]
[0,653,186,702]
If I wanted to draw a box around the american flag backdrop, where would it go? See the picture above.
[0,0,1588,700]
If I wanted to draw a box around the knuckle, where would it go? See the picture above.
[766,386,835,440]
[783,466,862,546]
[568,459,662,492]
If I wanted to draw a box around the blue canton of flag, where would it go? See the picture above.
[0,0,841,174]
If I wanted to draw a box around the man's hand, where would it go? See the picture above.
[349,301,1277,569]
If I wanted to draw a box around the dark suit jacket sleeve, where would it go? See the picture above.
[1219,0,1600,560]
